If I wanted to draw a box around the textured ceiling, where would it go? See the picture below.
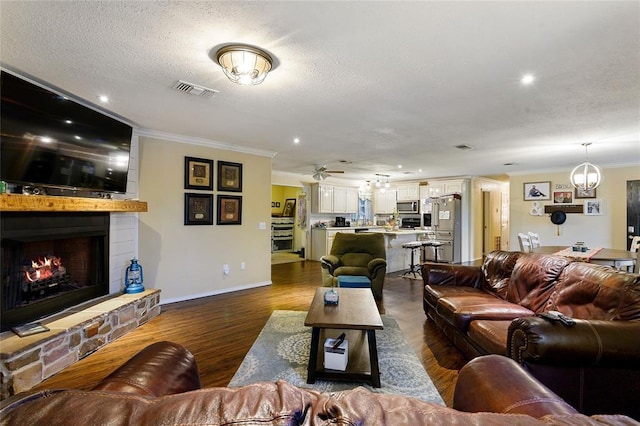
[1,1,638,184]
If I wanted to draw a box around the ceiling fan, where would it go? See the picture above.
[312,165,344,181]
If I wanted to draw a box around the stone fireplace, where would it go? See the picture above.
[1,212,110,332]
[0,193,156,399]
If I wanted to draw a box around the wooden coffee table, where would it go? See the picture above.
[304,287,384,387]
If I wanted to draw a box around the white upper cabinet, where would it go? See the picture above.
[396,183,420,201]
[332,186,347,212]
[346,187,359,213]
[425,179,464,197]
[374,189,397,214]
[311,184,358,213]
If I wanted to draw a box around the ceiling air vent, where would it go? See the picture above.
[172,80,218,98]
[455,144,474,150]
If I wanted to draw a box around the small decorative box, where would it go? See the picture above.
[324,338,348,371]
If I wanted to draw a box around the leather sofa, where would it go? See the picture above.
[320,232,387,298]
[422,250,640,419]
[1,341,636,425]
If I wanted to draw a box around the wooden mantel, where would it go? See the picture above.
[0,193,148,212]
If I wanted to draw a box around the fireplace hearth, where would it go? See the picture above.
[1,212,109,331]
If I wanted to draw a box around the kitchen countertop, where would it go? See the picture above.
[313,226,385,231]
[375,229,433,235]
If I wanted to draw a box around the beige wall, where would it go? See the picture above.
[509,165,639,250]
[138,136,272,303]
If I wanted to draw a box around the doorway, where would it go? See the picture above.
[627,180,640,250]
[271,184,305,265]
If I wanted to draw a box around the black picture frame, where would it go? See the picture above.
[184,157,214,190]
[184,193,213,225]
[217,195,242,225]
[217,161,243,192]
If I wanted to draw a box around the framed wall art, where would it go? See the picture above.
[184,193,213,225]
[184,157,213,190]
[523,181,551,201]
[282,198,296,217]
[217,161,243,192]
[553,191,573,204]
[575,187,597,199]
[584,199,603,216]
[217,195,242,225]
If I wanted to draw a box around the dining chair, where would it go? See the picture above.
[635,250,640,274]
[614,235,640,272]
[517,233,532,253]
[527,232,541,249]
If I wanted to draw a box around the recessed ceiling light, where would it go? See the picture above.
[99,95,109,103]
[397,165,402,169]
[418,169,423,172]
[520,74,535,85]
[293,138,300,144]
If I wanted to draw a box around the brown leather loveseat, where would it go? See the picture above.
[422,250,640,419]
[1,341,636,425]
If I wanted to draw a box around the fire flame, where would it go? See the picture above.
[24,256,64,282]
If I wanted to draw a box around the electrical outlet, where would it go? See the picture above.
[223,264,230,275]
[241,262,246,270]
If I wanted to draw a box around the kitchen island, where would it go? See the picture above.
[311,226,436,274]
[367,229,435,273]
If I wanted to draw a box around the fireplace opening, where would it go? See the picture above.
[1,212,109,331]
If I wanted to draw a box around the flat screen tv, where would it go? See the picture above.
[1,70,133,194]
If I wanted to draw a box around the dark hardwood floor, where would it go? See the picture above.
[33,260,467,406]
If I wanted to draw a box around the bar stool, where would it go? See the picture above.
[421,241,444,263]
[401,241,423,278]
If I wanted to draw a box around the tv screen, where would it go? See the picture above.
[1,70,133,194]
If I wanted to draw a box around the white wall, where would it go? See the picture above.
[509,165,639,250]
[109,132,140,294]
[137,134,273,303]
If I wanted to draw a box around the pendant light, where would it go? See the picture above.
[570,143,602,190]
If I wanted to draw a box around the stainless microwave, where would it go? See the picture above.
[397,201,419,213]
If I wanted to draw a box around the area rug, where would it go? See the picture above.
[228,310,445,405]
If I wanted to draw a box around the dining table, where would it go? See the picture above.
[532,246,637,270]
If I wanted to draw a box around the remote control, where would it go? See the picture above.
[332,333,346,349]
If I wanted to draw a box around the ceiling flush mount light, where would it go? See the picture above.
[216,44,273,85]
[570,142,602,190]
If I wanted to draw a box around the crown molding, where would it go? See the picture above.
[136,128,277,158]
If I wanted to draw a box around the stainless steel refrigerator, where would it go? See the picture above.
[423,194,461,263]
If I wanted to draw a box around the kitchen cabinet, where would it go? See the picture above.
[311,184,358,213]
[311,184,333,213]
[396,183,420,201]
[311,228,355,260]
[425,179,464,197]
[346,187,359,213]
[271,217,295,252]
[374,189,397,214]
[426,182,445,197]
